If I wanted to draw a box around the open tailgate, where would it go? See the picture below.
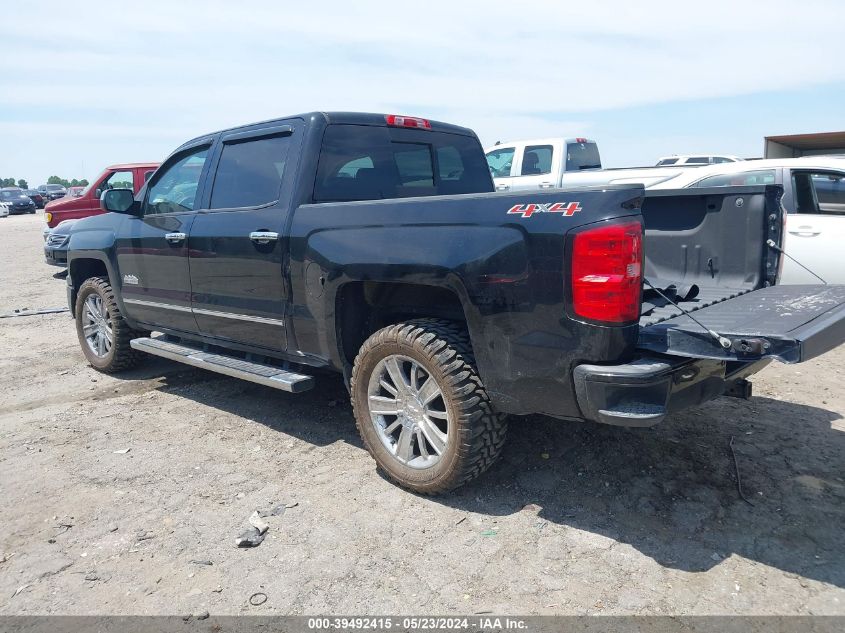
[638,285,845,363]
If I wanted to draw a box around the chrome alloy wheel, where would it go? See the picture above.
[367,355,450,469]
[81,294,113,358]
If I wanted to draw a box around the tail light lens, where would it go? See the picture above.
[571,220,643,323]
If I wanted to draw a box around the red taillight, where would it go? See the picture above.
[575,137,588,144]
[571,220,642,323]
[385,114,431,129]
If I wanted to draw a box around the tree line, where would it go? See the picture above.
[0,176,90,189]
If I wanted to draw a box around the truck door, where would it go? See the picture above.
[485,144,518,192]
[187,123,300,352]
[781,169,845,284]
[512,142,556,191]
[115,142,212,332]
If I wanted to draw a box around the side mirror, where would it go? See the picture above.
[100,188,137,214]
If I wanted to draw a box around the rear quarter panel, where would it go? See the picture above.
[289,186,643,417]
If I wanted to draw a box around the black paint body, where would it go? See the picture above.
[65,113,845,423]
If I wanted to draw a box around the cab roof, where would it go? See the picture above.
[177,112,478,150]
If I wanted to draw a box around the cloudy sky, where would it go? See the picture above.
[3,0,844,185]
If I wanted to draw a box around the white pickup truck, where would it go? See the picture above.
[484,137,602,192]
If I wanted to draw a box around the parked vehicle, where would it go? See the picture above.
[44,163,159,228]
[44,219,77,266]
[545,164,696,189]
[0,188,37,214]
[64,112,845,494]
[0,202,9,218]
[648,157,845,284]
[484,137,601,192]
[655,154,744,166]
[38,184,68,200]
[23,189,46,208]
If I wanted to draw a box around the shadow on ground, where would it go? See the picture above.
[128,363,845,587]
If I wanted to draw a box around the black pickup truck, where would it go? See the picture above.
[65,112,845,494]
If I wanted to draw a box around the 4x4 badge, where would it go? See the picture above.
[507,202,582,218]
[123,274,139,285]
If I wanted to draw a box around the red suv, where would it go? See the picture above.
[45,162,159,228]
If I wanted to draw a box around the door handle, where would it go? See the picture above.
[495,184,510,191]
[539,182,554,189]
[165,232,186,244]
[788,226,821,237]
[250,231,279,245]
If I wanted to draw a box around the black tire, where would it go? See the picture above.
[75,276,146,373]
[351,319,508,494]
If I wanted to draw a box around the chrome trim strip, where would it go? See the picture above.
[193,307,285,327]
[124,298,192,313]
[123,298,284,326]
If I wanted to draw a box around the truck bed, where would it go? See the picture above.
[639,286,752,327]
[638,184,782,328]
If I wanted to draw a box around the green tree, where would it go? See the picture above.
[17,179,28,189]
[46,175,87,188]
[0,177,16,187]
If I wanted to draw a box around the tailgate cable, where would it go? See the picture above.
[643,278,732,350]
[765,239,827,284]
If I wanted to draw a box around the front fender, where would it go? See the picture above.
[66,216,128,319]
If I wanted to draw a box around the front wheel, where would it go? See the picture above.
[75,277,146,373]
[351,319,507,494]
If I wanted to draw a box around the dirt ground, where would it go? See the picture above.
[0,212,843,616]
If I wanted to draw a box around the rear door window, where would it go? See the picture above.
[812,173,845,214]
[566,141,601,171]
[793,171,845,215]
[314,124,491,201]
[684,157,711,165]
[209,133,291,209]
[521,145,553,175]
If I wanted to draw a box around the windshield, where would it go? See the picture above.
[566,141,601,171]
[0,191,23,200]
[46,184,65,191]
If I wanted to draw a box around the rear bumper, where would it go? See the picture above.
[573,355,769,427]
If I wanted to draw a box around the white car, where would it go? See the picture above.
[0,202,9,218]
[648,157,845,284]
[656,154,744,166]
[484,137,602,192]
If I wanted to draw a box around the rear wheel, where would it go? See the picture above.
[351,319,507,494]
[75,277,146,373]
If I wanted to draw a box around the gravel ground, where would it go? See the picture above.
[0,212,843,616]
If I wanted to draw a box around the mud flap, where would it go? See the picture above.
[637,285,845,363]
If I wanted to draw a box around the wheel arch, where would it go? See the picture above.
[334,279,473,377]
[67,253,117,317]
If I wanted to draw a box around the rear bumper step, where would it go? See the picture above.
[130,337,314,393]
[573,356,767,428]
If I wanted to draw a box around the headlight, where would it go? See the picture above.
[45,212,52,223]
